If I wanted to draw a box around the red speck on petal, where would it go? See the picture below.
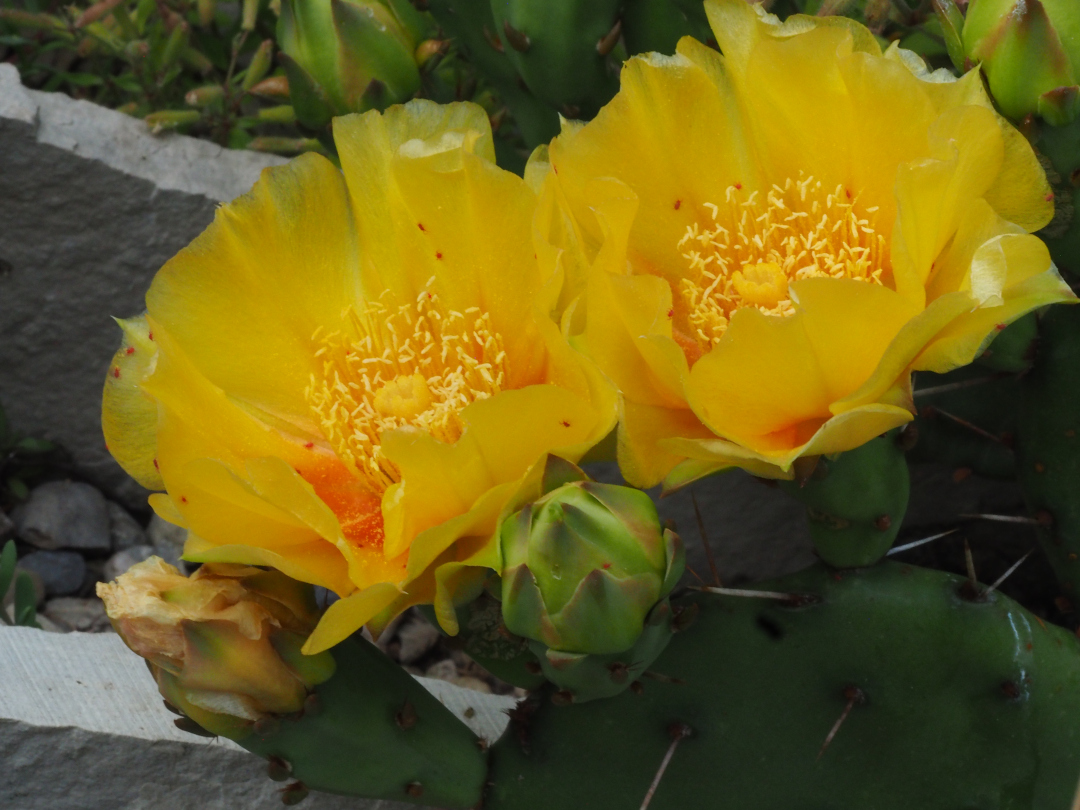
[1046,192,1055,202]
[112,367,120,378]
[427,292,433,299]
[418,222,426,231]
[996,323,1007,331]
[674,199,681,210]
[152,458,159,470]
[147,332,154,340]
[180,496,188,504]
[734,183,742,190]
[304,442,314,449]
[561,420,571,427]
[845,188,852,199]
[667,308,674,318]
[125,347,135,355]
[435,252,443,260]
[602,562,611,569]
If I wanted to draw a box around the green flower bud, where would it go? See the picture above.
[963,0,1080,125]
[277,0,434,129]
[500,455,684,655]
[98,558,334,740]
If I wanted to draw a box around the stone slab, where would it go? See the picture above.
[0,626,514,810]
[0,65,285,510]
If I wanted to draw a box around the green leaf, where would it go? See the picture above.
[14,572,39,628]
[112,73,143,93]
[6,477,29,501]
[15,437,55,454]
[0,540,16,627]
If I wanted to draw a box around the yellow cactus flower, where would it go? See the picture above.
[536,0,1075,491]
[102,100,615,654]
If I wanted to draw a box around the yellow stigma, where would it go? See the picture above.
[373,373,433,420]
[306,283,507,492]
[677,174,888,349]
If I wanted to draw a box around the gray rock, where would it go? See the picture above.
[0,511,13,543]
[0,64,285,512]
[16,481,111,552]
[42,597,111,633]
[107,501,147,551]
[103,545,156,583]
[0,624,514,808]
[396,618,442,665]
[17,550,86,597]
[147,514,186,571]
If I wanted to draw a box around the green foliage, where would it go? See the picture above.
[0,0,319,154]
[0,399,64,510]
[0,539,40,628]
[485,562,1080,809]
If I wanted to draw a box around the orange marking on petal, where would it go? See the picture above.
[125,347,135,355]
[112,367,121,378]
[435,252,443,260]
[674,199,681,210]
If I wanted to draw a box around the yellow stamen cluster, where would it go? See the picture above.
[306,284,507,492]
[677,174,888,348]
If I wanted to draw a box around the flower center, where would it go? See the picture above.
[306,283,507,492]
[677,175,888,350]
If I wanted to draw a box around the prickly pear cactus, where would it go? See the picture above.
[239,635,488,808]
[1017,306,1080,604]
[485,563,1080,809]
[779,432,910,568]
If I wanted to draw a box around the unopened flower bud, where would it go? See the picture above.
[276,0,434,129]
[964,0,1080,125]
[500,456,684,655]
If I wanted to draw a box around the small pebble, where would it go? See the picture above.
[107,501,146,551]
[397,618,441,664]
[44,597,111,632]
[17,550,86,597]
[147,514,187,570]
[103,544,156,582]
[16,481,111,552]
[424,659,458,682]
[452,676,493,694]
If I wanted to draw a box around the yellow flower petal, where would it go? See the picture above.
[102,315,163,490]
[301,581,402,655]
[145,154,358,422]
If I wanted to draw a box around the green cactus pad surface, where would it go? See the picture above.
[487,0,622,118]
[908,364,1020,480]
[780,433,910,567]
[1018,304,1080,602]
[238,634,487,808]
[485,561,1080,809]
